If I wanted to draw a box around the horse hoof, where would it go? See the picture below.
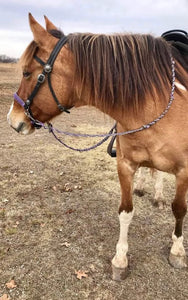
[134,189,145,197]
[112,265,128,281]
[158,202,164,210]
[153,198,165,210]
[154,200,165,210]
[169,253,187,269]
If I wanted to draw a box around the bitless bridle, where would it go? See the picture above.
[14,36,176,152]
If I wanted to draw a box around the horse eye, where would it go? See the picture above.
[23,71,31,78]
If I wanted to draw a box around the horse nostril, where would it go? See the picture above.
[12,122,25,133]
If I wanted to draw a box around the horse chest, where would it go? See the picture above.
[118,137,177,172]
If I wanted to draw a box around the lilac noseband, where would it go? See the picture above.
[14,93,26,108]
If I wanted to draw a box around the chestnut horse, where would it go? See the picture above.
[7,14,188,280]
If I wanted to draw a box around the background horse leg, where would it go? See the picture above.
[134,168,146,197]
[112,157,136,280]
[169,171,188,268]
[134,168,165,209]
[153,170,165,209]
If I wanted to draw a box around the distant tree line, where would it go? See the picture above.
[0,55,18,63]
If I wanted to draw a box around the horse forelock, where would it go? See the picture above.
[67,33,188,113]
[19,40,38,70]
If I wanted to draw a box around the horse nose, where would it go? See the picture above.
[11,122,25,133]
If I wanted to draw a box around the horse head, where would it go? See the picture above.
[7,14,75,134]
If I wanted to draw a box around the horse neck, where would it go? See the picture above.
[75,85,167,129]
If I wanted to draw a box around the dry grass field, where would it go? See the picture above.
[0,63,187,300]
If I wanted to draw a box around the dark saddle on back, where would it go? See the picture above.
[161,29,188,54]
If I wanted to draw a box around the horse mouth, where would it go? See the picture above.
[12,122,25,133]
[11,122,34,134]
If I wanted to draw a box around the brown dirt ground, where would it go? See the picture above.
[0,63,187,300]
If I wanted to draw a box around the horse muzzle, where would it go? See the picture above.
[9,121,34,135]
[7,103,34,135]
[11,122,25,133]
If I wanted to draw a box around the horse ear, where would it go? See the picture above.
[28,13,51,45]
[44,15,57,31]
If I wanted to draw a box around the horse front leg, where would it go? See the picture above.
[169,170,188,268]
[112,156,137,281]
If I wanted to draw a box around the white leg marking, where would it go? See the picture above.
[170,233,186,257]
[112,210,134,269]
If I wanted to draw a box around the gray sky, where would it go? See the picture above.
[0,0,188,57]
